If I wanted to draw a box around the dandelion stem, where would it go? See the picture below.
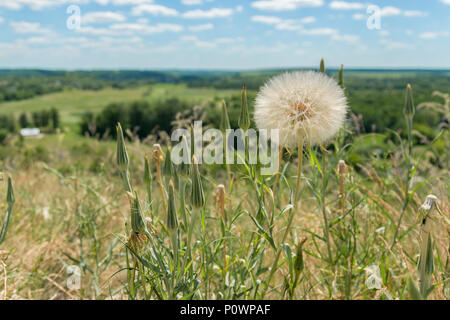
[262,136,303,298]
[272,145,283,207]
[321,145,333,264]
[294,137,304,203]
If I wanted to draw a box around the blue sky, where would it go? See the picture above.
[0,0,449,69]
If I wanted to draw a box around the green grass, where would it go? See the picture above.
[0,83,237,127]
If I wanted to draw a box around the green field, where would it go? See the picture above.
[0,83,237,128]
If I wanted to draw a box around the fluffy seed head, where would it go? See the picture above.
[254,71,348,147]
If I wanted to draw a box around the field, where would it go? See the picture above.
[0,69,448,300]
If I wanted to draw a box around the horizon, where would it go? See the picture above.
[0,0,449,69]
[2,67,450,73]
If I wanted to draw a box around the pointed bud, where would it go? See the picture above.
[294,237,307,273]
[220,100,231,133]
[404,84,415,117]
[256,201,266,225]
[166,180,178,232]
[144,156,152,186]
[338,65,344,89]
[144,156,153,205]
[163,146,175,178]
[190,155,205,209]
[177,135,191,177]
[6,177,14,205]
[127,191,147,234]
[238,84,250,131]
[407,277,423,300]
[190,125,196,158]
[320,58,325,74]
[116,123,129,171]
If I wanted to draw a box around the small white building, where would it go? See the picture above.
[20,128,41,137]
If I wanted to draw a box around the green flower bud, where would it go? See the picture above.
[320,58,325,74]
[144,156,152,186]
[127,191,147,235]
[144,156,153,206]
[166,180,178,232]
[6,177,14,205]
[116,123,129,171]
[220,100,231,133]
[177,135,191,177]
[407,277,423,300]
[338,64,344,89]
[190,156,205,209]
[238,84,250,131]
[404,84,415,117]
[294,238,307,273]
[163,146,175,178]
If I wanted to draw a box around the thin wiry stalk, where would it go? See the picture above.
[262,136,304,298]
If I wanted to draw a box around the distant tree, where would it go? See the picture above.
[51,107,60,129]
[19,113,30,128]
[0,114,16,133]
[32,112,41,127]
[40,110,50,127]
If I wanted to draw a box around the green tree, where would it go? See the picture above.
[51,107,60,129]
[19,113,29,128]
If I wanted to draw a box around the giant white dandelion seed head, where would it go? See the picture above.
[254,71,348,147]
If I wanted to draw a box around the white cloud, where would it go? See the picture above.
[180,35,244,49]
[10,21,52,34]
[276,20,303,31]
[132,4,179,16]
[0,17,3,24]
[352,13,365,20]
[380,6,402,17]
[252,15,315,31]
[76,22,184,36]
[182,8,234,18]
[110,22,183,33]
[17,35,90,45]
[379,38,412,49]
[82,12,126,24]
[331,33,359,43]
[251,15,283,24]
[98,0,155,5]
[188,23,214,31]
[352,7,427,20]
[75,26,113,36]
[440,0,450,4]
[300,27,338,36]
[251,0,324,11]
[301,16,316,24]
[181,0,203,5]
[404,10,428,17]
[0,0,89,11]
[329,1,364,10]
[419,31,449,39]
